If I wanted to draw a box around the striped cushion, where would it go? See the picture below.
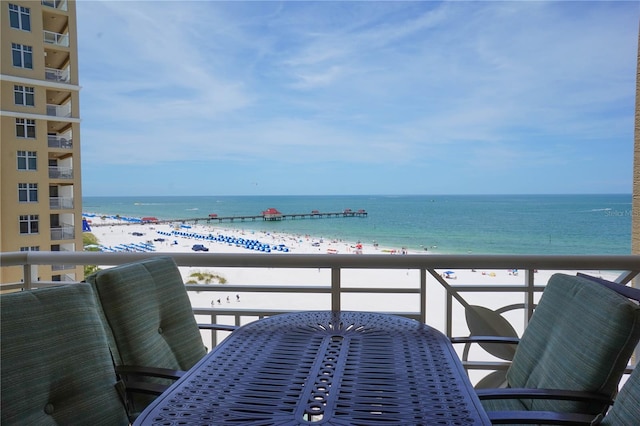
[601,365,640,426]
[0,285,129,426]
[503,273,640,414]
[87,257,206,371]
[601,366,640,425]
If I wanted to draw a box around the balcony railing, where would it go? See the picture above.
[46,103,71,118]
[48,166,73,179]
[43,30,69,47]
[42,0,68,11]
[49,196,73,210]
[2,252,638,361]
[50,226,74,241]
[48,134,72,149]
[45,67,70,84]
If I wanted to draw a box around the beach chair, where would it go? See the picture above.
[452,273,640,418]
[0,285,130,426]
[488,362,640,424]
[86,256,237,418]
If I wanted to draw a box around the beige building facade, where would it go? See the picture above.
[1,0,82,283]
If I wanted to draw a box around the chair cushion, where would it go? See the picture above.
[504,273,640,413]
[601,366,640,426]
[87,257,207,371]
[0,285,129,426]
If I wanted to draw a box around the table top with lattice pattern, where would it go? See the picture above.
[134,311,491,425]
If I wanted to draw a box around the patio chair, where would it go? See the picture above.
[0,284,130,426]
[86,256,236,416]
[488,363,640,424]
[452,273,640,418]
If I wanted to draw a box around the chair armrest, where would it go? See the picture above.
[450,336,520,345]
[477,387,612,405]
[198,323,239,332]
[488,410,599,425]
[116,365,185,381]
[124,380,170,396]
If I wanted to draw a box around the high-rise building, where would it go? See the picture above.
[1,0,83,284]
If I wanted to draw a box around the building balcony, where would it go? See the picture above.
[48,166,73,179]
[50,226,74,241]
[46,103,71,118]
[48,134,72,149]
[43,30,69,48]
[49,196,73,210]
[45,67,71,84]
[1,251,638,364]
[41,0,68,11]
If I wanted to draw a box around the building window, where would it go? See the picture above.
[17,151,37,170]
[19,215,39,234]
[16,118,36,138]
[20,246,40,252]
[11,43,33,69]
[18,183,38,202]
[14,85,35,106]
[9,4,30,31]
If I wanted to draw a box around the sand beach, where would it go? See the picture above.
[85,214,619,324]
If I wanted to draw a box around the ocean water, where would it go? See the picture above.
[82,194,633,255]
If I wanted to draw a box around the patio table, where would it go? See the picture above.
[134,311,491,425]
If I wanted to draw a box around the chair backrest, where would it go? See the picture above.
[506,273,640,413]
[600,365,640,425]
[86,256,207,371]
[0,284,129,426]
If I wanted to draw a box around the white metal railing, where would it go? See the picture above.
[48,166,73,179]
[49,226,74,241]
[43,30,69,47]
[3,251,638,386]
[42,0,67,11]
[45,67,70,83]
[2,251,638,330]
[48,134,73,149]
[46,103,71,118]
[49,196,74,210]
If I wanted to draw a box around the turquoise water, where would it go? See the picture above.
[82,194,633,255]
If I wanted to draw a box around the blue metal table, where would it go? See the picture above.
[134,311,491,425]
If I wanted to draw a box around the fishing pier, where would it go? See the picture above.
[171,208,367,224]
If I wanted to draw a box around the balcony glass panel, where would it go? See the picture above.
[45,67,70,83]
[43,30,69,47]
[41,0,68,11]
[50,226,75,240]
[48,166,73,179]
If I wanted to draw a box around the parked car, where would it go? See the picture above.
[192,244,209,252]
[131,232,144,236]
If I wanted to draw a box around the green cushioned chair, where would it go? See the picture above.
[0,285,130,426]
[600,363,640,425]
[459,273,640,419]
[488,363,640,424]
[86,256,209,415]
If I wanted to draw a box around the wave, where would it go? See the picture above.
[588,208,612,212]
[186,208,199,211]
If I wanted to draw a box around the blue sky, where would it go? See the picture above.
[77,1,639,196]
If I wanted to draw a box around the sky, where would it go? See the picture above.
[76,1,639,197]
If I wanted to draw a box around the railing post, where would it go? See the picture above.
[420,268,427,323]
[331,267,341,312]
[524,269,536,326]
[23,264,34,290]
[445,292,453,337]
